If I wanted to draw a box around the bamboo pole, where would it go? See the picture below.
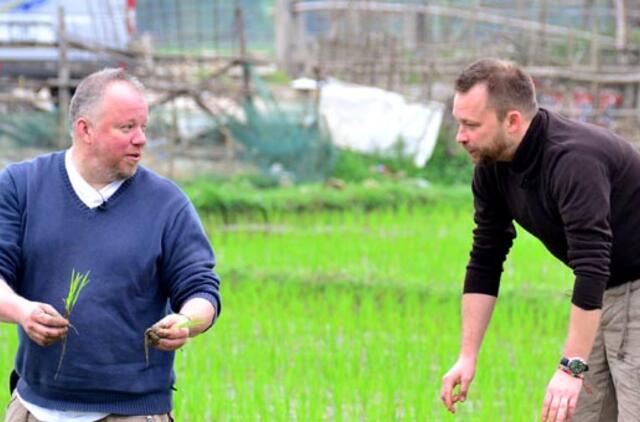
[57,6,70,149]
[235,6,250,101]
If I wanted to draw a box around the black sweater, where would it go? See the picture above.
[464,108,640,309]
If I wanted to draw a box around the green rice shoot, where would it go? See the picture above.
[55,269,90,379]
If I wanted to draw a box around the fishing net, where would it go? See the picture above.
[224,63,336,184]
[0,110,59,149]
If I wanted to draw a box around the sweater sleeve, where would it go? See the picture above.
[463,167,516,297]
[550,151,612,310]
[160,200,221,318]
[0,168,23,289]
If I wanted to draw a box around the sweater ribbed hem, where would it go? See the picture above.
[17,379,172,415]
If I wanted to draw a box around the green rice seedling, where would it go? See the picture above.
[55,269,90,379]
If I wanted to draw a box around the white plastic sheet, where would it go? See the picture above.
[317,79,444,167]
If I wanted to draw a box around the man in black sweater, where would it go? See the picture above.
[440,58,640,422]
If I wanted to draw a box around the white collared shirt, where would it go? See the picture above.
[64,148,124,208]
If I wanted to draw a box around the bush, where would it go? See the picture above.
[330,128,473,185]
[420,132,473,185]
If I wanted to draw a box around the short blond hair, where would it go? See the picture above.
[69,68,145,129]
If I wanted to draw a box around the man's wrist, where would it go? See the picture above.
[558,366,584,379]
[558,356,589,377]
[176,312,192,334]
[459,353,478,363]
[10,296,34,326]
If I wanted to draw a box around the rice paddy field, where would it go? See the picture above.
[0,186,574,421]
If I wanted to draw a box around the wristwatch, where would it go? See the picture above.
[559,357,589,377]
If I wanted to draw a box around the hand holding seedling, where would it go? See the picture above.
[144,314,194,367]
[144,299,214,367]
[146,313,192,351]
[19,301,69,347]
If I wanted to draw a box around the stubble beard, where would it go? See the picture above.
[90,154,138,186]
[111,162,138,182]
[473,130,510,166]
[92,141,140,184]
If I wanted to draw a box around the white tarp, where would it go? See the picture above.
[315,79,444,167]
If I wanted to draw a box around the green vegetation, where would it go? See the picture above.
[260,69,292,86]
[0,187,573,420]
[184,177,469,223]
[181,126,473,222]
[55,269,90,379]
[62,270,91,319]
[331,134,473,186]
[421,135,474,185]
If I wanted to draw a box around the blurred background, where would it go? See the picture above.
[1,0,638,186]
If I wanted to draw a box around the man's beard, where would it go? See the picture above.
[88,155,137,186]
[473,130,510,166]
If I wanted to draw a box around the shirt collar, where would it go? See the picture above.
[65,148,124,209]
[510,108,547,174]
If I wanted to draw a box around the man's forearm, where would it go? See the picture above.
[0,278,30,324]
[563,304,601,359]
[179,297,216,337]
[460,293,497,360]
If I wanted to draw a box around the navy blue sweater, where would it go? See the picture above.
[0,152,221,414]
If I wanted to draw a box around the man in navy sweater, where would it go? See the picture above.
[0,68,221,421]
[440,58,640,422]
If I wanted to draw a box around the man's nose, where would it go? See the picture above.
[132,127,146,146]
[456,126,467,144]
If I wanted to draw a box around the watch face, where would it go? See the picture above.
[568,359,588,374]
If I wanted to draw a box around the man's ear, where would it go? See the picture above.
[504,110,524,134]
[74,118,92,144]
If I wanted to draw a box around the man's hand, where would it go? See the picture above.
[440,356,476,413]
[541,369,583,422]
[148,313,191,351]
[19,302,68,347]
